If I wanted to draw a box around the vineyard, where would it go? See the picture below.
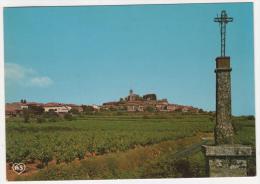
[6,113,255,180]
[6,113,213,165]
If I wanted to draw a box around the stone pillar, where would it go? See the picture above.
[214,57,234,144]
[202,56,252,177]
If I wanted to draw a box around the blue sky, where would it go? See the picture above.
[4,3,254,115]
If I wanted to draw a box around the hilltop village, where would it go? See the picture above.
[103,90,201,113]
[5,90,202,117]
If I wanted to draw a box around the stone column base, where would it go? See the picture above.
[202,145,252,177]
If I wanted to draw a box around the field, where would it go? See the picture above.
[6,112,256,180]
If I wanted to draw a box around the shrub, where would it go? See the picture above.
[145,106,156,113]
[173,159,193,177]
[22,109,30,123]
[247,115,255,120]
[116,112,123,116]
[36,116,45,123]
[43,111,59,122]
[69,108,80,115]
[82,105,95,114]
[74,146,85,160]
[35,148,53,167]
[64,113,73,121]
[28,105,44,116]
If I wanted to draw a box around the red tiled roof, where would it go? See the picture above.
[44,102,65,107]
[27,102,44,106]
[5,103,22,112]
[66,104,79,107]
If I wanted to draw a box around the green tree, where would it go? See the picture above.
[145,106,156,113]
[28,105,44,115]
[22,109,30,123]
[20,99,27,104]
[69,108,80,115]
[198,109,204,113]
[82,105,95,114]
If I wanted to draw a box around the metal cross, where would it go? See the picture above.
[214,10,233,57]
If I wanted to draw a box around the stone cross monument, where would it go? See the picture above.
[214,10,234,144]
[202,10,252,177]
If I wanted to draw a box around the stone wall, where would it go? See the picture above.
[202,145,252,177]
[208,158,247,177]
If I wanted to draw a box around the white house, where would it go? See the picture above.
[44,103,72,113]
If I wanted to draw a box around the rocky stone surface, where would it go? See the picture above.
[202,145,252,157]
[202,145,252,177]
[215,57,234,145]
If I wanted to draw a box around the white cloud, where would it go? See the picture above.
[29,77,53,87]
[5,63,34,80]
[5,62,53,88]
